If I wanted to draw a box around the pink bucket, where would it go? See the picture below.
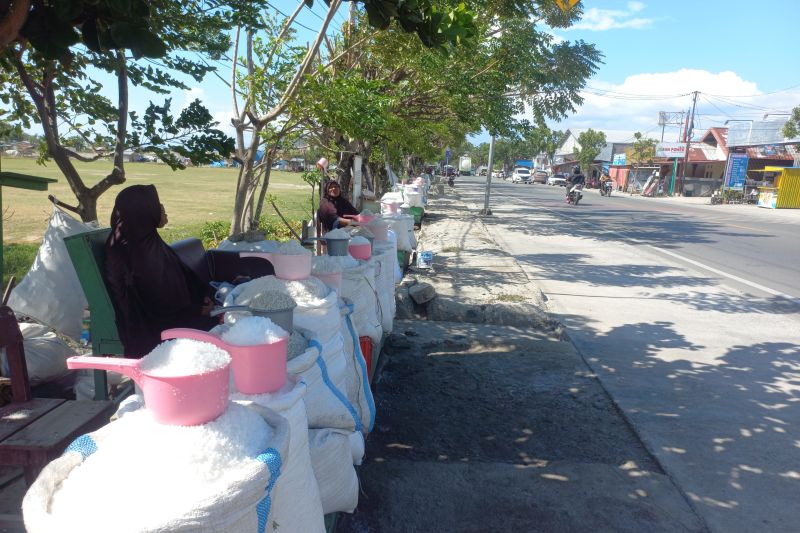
[381,201,400,214]
[67,352,230,426]
[349,242,372,260]
[162,328,288,395]
[314,271,343,294]
[242,252,311,281]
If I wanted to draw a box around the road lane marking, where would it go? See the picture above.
[487,189,796,300]
[644,245,795,299]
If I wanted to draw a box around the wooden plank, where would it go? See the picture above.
[0,399,64,442]
[1,401,113,451]
[0,172,57,191]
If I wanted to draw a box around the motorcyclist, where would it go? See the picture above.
[600,171,613,194]
[567,166,585,199]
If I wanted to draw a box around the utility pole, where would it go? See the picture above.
[481,134,495,215]
[679,91,699,196]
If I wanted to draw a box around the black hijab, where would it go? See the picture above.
[104,185,214,357]
[318,181,359,232]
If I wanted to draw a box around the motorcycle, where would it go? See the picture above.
[566,184,583,205]
[600,180,613,197]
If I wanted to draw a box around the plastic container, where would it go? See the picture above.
[381,201,401,214]
[343,214,376,225]
[66,353,230,426]
[241,252,311,281]
[359,336,373,378]
[162,328,288,395]
[349,242,372,260]
[324,237,350,256]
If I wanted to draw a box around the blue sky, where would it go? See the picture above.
[538,0,799,143]
[46,2,800,147]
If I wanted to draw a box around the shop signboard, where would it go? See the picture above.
[655,142,687,158]
[724,153,749,190]
[757,188,778,209]
[612,153,626,165]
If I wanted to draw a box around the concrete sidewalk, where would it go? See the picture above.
[336,191,707,532]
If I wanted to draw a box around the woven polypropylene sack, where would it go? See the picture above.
[340,262,382,344]
[234,378,325,533]
[287,338,359,431]
[308,429,359,514]
[8,207,96,340]
[23,403,289,533]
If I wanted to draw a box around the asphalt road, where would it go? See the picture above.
[465,176,800,300]
[455,175,800,532]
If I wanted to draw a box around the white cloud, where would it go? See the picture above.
[569,5,655,31]
[182,87,205,110]
[628,2,645,13]
[546,69,800,143]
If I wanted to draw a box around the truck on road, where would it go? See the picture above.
[458,156,472,176]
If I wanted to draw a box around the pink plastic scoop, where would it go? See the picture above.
[161,328,288,395]
[66,354,230,426]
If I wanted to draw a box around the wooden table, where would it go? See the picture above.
[0,397,114,485]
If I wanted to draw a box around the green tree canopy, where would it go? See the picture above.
[574,129,606,172]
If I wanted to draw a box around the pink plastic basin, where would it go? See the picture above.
[67,353,230,426]
[162,328,288,395]
[314,271,343,294]
[242,252,311,281]
[349,242,372,260]
[344,214,376,224]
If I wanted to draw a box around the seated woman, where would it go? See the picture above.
[104,185,217,357]
[318,180,359,233]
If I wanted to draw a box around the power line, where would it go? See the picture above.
[702,82,800,98]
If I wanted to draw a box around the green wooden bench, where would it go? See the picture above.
[63,229,126,401]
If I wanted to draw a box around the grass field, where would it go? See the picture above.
[1,157,315,287]
[2,157,314,243]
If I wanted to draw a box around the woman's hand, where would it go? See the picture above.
[338,217,351,227]
[200,296,214,316]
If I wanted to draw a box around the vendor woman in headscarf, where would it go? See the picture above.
[318,180,359,232]
[104,185,217,357]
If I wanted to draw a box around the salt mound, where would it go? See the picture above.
[276,240,311,256]
[49,403,270,531]
[324,228,349,240]
[235,275,329,307]
[140,339,230,377]
[312,256,344,275]
[247,290,296,311]
[222,316,287,346]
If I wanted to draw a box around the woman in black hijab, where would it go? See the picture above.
[104,185,216,357]
[317,180,359,232]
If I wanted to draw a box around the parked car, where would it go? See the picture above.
[479,168,487,176]
[492,169,505,179]
[511,167,532,184]
[547,173,567,187]
[532,170,549,184]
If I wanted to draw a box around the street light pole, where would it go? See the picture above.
[481,134,496,215]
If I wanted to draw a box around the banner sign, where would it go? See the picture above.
[655,142,687,158]
[724,153,749,190]
[612,153,626,165]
